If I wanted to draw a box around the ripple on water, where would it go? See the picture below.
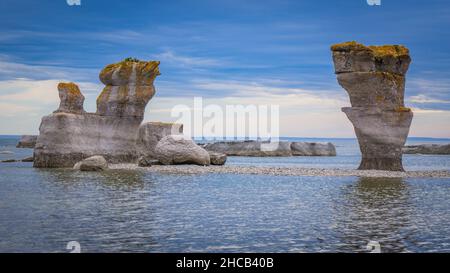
[0,165,449,253]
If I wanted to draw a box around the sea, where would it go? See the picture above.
[0,135,449,253]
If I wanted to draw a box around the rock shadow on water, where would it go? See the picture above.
[332,177,413,253]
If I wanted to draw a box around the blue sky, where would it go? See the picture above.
[1,0,450,137]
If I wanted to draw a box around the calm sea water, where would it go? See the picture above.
[0,136,449,253]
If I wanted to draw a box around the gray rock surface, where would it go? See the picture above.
[137,122,183,159]
[73,156,108,171]
[16,135,38,148]
[291,142,336,156]
[403,144,450,155]
[54,82,85,114]
[155,135,210,166]
[137,156,160,167]
[332,41,413,171]
[1,159,17,163]
[203,141,292,157]
[21,157,34,162]
[208,152,227,165]
[34,59,160,168]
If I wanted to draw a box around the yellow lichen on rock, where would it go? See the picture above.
[58,82,82,96]
[395,106,412,112]
[331,41,369,52]
[369,45,409,58]
[331,41,409,58]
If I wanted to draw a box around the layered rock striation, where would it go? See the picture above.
[331,41,413,171]
[34,59,160,168]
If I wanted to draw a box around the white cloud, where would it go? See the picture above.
[154,51,225,68]
[408,94,450,104]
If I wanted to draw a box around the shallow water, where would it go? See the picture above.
[0,136,449,253]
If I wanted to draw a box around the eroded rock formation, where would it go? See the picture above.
[16,135,38,148]
[34,59,160,168]
[290,142,336,156]
[137,122,183,160]
[202,141,336,157]
[55,82,85,114]
[331,41,413,171]
[403,144,450,155]
[203,141,292,157]
[155,135,211,166]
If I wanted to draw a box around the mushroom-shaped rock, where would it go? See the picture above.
[33,59,161,168]
[73,156,108,171]
[154,135,210,166]
[331,41,413,171]
[97,59,160,119]
[55,82,85,114]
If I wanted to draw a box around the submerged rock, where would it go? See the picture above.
[16,135,37,148]
[155,135,210,166]
[291,142,336,156]
[33,59,160,168]
[208,152,227,165]
[332,41,413,171]
[403,144,450,155]
[73,156,108,171]
[137,122,183,160]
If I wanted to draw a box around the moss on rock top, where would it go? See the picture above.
[331,41,409,58]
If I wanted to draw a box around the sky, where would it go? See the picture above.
[0,0,450,137]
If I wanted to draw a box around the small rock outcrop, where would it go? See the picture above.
[73,156,108,171]
[16,135,38,148]
[403,144,450,155]
[203,141,293,157]
[137,122,183,160]
[290,142,336,156]
[208,152,227,165]
[21,156,34,162]
[34,59,160,168]
[55,83,85,114]
[332,41,413,171]
[155,135,210,166]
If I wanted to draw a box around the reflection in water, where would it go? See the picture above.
[334,177,412,253]
[35,169,146,191]
[30,169,159,252]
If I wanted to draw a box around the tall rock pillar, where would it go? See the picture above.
[331,41,413,171]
